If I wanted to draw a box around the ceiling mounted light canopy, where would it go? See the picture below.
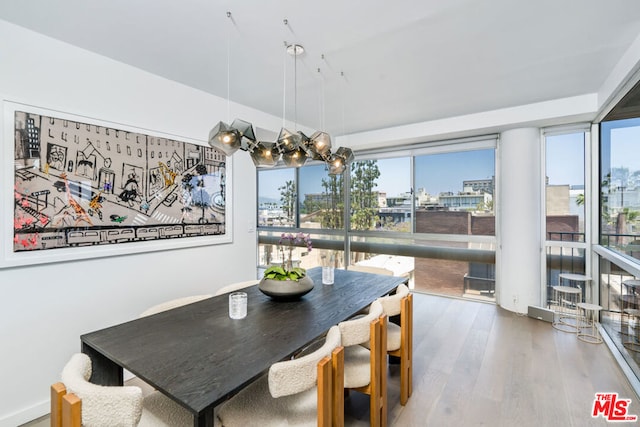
[208,16,353,175]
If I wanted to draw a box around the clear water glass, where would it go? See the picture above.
[322,266,335,285]
[229,291,247,319]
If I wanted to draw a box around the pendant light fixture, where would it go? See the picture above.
[208,15,353,173]
[208,12,245,156]
[277,41,310,168]
[249,141,278,167]
[308,61,332,161]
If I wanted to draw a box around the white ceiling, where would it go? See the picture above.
[3,0,640,137]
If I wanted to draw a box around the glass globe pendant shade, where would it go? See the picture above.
[276,127,302,154]
[282,146,309,167]
[231,119,256,150]
[208,121,241,156]
[250,141,279,167]
[309,131,332,160]
[327,153,347,175]
[335,147,354,164]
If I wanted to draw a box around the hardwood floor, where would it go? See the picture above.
[346,292,638,426]
[24,292,638,426]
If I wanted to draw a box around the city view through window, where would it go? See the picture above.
[258,147,497,300]
[257,128,640,308]
[598,118,640,382]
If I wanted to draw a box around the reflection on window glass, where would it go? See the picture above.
[299,164,344,229]
[414,149,495,235]
[601,119,640,261]
[350,158,411,232]
[258,169,296,227]
[599,257,640,383]
[545,133,586,241]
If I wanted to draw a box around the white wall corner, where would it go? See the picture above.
[597,31,640,115]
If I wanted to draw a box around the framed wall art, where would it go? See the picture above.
[1,99,232,267]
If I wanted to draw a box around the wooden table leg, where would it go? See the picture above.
[81,342,123,386]
[195,407,215,427]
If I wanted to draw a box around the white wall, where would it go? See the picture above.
[497,128,542,313]
[0,20,282,426]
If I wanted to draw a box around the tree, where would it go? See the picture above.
[279,180,296,223]
[319,174,344,229]
[350,160,380,231]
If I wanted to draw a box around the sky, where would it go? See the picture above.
[258,127,638,203]
[258,149,496,201]
[546,132,585,186]
[610,126,640,172]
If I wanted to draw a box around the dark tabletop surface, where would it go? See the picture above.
[81,267,406,416]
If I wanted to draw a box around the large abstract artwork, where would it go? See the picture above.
[3,102,231,266]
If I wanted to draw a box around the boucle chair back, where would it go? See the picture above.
[268,325,341,398]
[338,300,384,347]
[377,284,410,317]
[214,280,258,296]
[139,294,212,317]
[347,265,394,276]
[59,353,143,427]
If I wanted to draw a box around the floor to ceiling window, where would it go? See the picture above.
[600,118,640,259]
[257,136,497,302]
[543,128,589,306]
[597,115,640,389]
[412,147,495,299]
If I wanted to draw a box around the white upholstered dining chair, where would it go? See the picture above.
[51,353,192,427]
[338,300,387,427]
[376,283,413,405]
[214,279,259,296]
[139,294,212,317]
[216,325,344,427]
[347,264,394,276]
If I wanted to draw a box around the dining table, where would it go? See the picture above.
[80,267,407,427]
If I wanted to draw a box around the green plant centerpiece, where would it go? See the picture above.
[259,232,314,300]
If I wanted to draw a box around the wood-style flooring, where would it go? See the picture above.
[345,292,638,426]
[23,293,638,427]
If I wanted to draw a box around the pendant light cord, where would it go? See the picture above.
[282,42,287,128]
[294,46,297,131]
[321,64,325,130]
[226,11,231,123]
[341,71,345,137]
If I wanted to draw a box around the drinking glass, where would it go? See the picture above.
[229,292,247,319]
[322,266,335,285]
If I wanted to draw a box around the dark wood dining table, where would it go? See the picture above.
[80,267,407,427]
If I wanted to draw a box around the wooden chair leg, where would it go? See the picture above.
[379,315,388,427]
[62,393,82,427]
[398,294,413,406]
[50,383,66,427]
[369,318,381,427]
[407,294,413,400]
[317,356,332,427]
[332,347,345,427]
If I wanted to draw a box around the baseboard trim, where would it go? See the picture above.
[0,400,48,427]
